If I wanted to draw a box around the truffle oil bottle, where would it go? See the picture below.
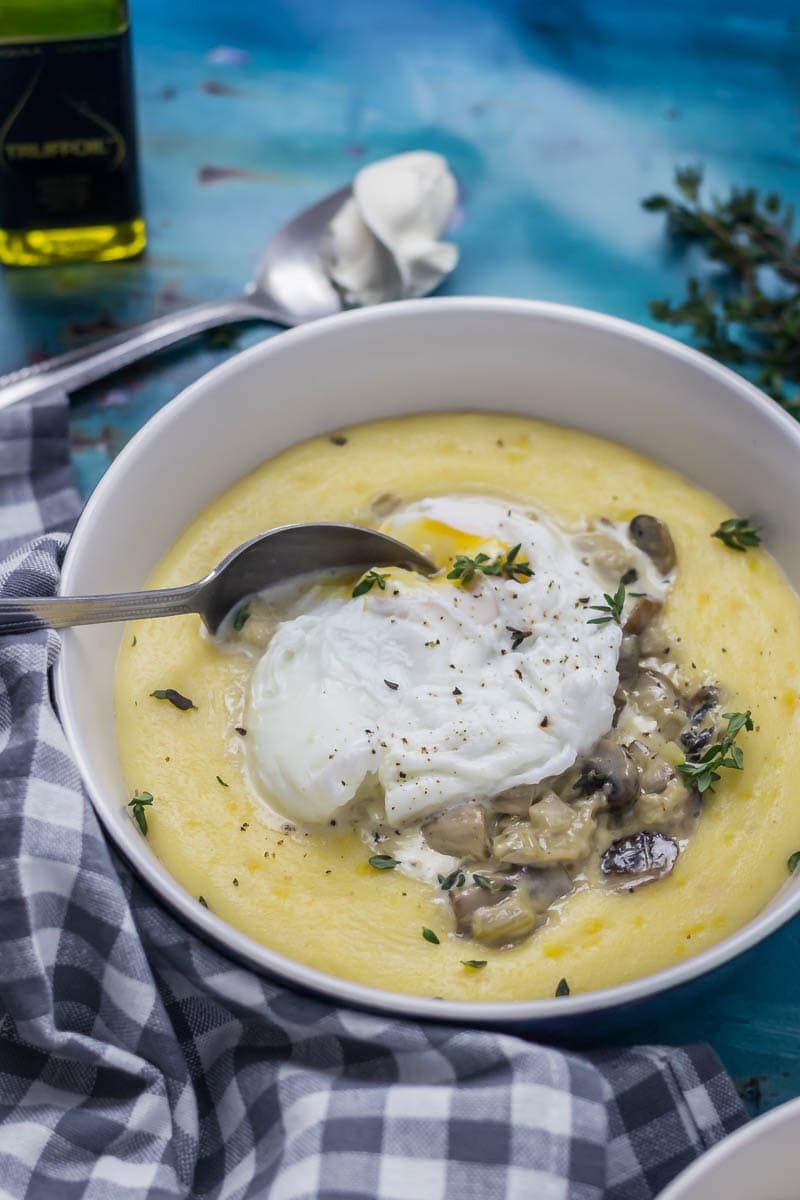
[0,0,145,266]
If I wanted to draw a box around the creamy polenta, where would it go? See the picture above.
[115,413,800,1001]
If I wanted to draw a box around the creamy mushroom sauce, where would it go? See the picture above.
[234,507,722,955]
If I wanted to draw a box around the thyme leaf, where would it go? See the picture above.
[712,517,762,552]
[462,959,488,969]
[507,626,533,651]
[788,850,800,873]
[352,569,389,598]
[472,873,516,893]
[555,977,570,997]
[422,927,441,944]
[369,854,397,870]
[150,688,196,711]
[438,869,466,891]
[233,605,251,632]
[128,790,153,836]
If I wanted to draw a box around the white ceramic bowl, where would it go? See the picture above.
[56,298,800,1027]
[659,1097,800,1199]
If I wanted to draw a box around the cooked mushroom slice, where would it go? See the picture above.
[636,778,696,833]
[631,670,687,739]
[639,757,674,795]
[521,864,573,909]
[576,739,639,811]
[680,725,714,759]
[470,892,540,947]
[493,794,599,865]
[688,684,720,725]
[449,883,505,936]
[600,831,679,888]
[628,515,677,575]
[623,596,662,636]
[423,803,490,860]
[617,634,641,685]
[492,784,538,816]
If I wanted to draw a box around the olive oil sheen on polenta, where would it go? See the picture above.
[114,414,800,1001]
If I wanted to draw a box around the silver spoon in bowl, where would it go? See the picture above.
[0,524,435,636]
[0,181,414,410]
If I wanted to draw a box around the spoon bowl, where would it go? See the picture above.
[0,174,435,408]
[250,184,402,324]
[0,523,435,635]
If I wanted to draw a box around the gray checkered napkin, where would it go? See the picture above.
[0,394,746,1199]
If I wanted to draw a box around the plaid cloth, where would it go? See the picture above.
[0,394,747,1200]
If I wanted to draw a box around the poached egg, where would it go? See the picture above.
[248,497,623,826]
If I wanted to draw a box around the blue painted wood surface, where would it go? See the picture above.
[2,0,799,1114]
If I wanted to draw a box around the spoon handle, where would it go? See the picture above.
[0,297,280,410]
[0,583,201,634]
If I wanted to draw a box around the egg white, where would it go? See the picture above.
[248,496,622,826]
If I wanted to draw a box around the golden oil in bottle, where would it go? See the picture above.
[0,0,145,266]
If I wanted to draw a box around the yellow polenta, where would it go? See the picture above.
[114,413,800,1000]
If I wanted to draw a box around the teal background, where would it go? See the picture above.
[1,0,799,1115]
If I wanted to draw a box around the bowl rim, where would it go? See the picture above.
[658,1095,800,1198]
[55,295,800,1023]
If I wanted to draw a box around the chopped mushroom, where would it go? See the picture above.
[617,635,641,685]
[492,784,538,816]
[521,864,573,909]
[493,795,599,865]
[424,803,490,861]
[623,596,662,636]
[470,892,540,946]
[576,739,639,811]
[600,831,679,888]
[639,758,674,795]
[449,882,505,935]
[628,515,677,575]
[636,779,696,833]
[631,670,687,740]
[688,684,720,725]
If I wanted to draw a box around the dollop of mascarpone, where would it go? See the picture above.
[322,150,459,305]
[248,496,622,826]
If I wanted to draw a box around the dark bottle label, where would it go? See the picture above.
[0,30,141,230]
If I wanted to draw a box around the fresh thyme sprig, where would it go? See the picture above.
[352,569,389,598]
[643,167,800,411]
[677,709,754,793]
[128,790,153,835]
[447,543,533,586]
[712,517,762,552]
[586,582,626,626]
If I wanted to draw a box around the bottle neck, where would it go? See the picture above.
[0,2,129,42]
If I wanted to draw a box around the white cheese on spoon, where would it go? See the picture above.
[322,150,459,305]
